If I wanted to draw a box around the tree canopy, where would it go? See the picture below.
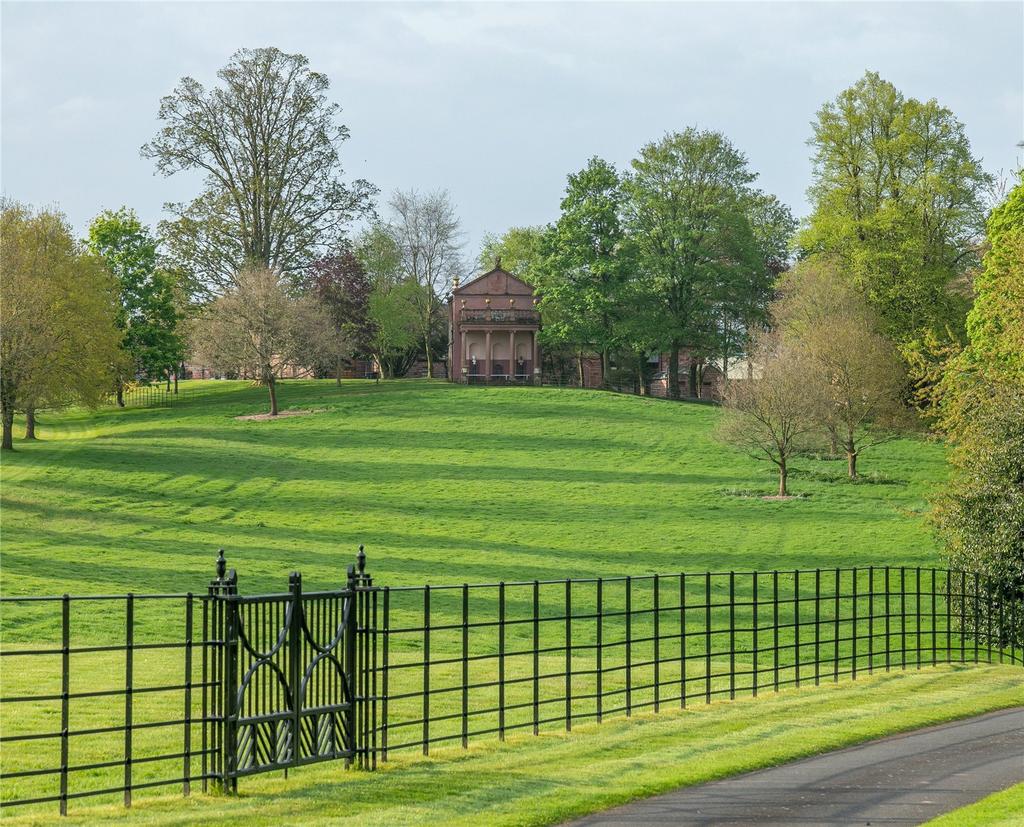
[0,202,122,448]
[85,208,185,397]
[142,47,375,294]
[799,71,991,348]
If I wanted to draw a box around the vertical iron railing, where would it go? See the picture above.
[1,562,1021,817]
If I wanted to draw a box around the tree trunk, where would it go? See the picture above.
[778,459,788,497]
[336,356,343,387]
[424,336,433,379]
[847,450,858,479]
[116,383,125,408]
[668,342,680,399]
[577,353,585,387]
[1,407,14,451]
[601,349,610,389]
[174,370,179,395]
[166,371,171,392]
[267,373,279,416]
[25,406,37,440]
[694,363,704,399]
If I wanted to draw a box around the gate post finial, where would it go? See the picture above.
[357,545,366,577]
[216,549,226,581]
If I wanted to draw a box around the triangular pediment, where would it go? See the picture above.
[454,267,535,297]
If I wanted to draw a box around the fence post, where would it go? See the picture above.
[814,569,821,687]
[679,574,686,708]
[60,594,70,817]
[773,570,779,692]
[794,570,800,688]
[206,550,236,790]
[852,567,858,680]
[728,572,735,700]
[289,571,303,768]
[867,566,874,674]
[184,593,194,796]
[752,572,758,698]
[222,577,239,793]
[498,582,506,740]
[597,577,604,722]
[565,579,573,729]
[382,586,390,760]
[462,583,469,748]
[422,584,431,755]
[885,567,891,672]
[625,575,633,716]
[124,594,134,807]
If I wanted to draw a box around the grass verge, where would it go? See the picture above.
[3,663,1020,826]
[926,783,1024,826]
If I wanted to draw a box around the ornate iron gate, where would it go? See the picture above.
[205,549,375,790]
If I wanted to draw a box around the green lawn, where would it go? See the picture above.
[927,782,1024,826]
[2,664,1020,826]
[5,379,999,823]
[2,378,946,608]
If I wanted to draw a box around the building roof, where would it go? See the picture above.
[452,258,535,296]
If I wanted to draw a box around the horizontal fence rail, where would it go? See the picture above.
[1,557,1020,817]
[372,567,1021,758]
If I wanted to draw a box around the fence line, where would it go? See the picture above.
[1,559,1020,816]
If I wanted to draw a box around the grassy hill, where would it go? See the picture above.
[2,378,945,603]
[6,379,1020,827]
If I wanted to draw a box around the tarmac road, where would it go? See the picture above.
[566,706,1024,826]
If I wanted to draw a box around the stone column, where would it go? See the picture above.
[460,329,466,381]
[509,330,516,377]
[485,330,492,380]
[532,331,539,376]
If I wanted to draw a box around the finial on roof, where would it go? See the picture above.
[495,256,502,269]
[453,276,460,289]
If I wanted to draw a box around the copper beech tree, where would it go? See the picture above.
[191,267,342,416]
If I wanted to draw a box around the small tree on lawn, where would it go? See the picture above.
[716,335,819,496]
[773,258,909,478]
[191,266,337,415]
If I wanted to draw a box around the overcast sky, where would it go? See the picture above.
[3,1,1022,269]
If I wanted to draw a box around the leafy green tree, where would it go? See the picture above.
[930,175,1024,641]
[367,280,423,378]
[535,157,639,385]
[477,226,547,279]
[142,47,375,295]
[1,202,122,449]
[799,71,991,348]
[86,209,185,403]
[962,172,1024,383]
[624,129,769,398]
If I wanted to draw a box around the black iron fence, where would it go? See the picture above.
[106,385,198,409]
[1,554,1020,817]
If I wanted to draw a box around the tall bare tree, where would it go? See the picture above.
[387,190,463,378]
[142,47,375,295]
[191,267,338,415]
